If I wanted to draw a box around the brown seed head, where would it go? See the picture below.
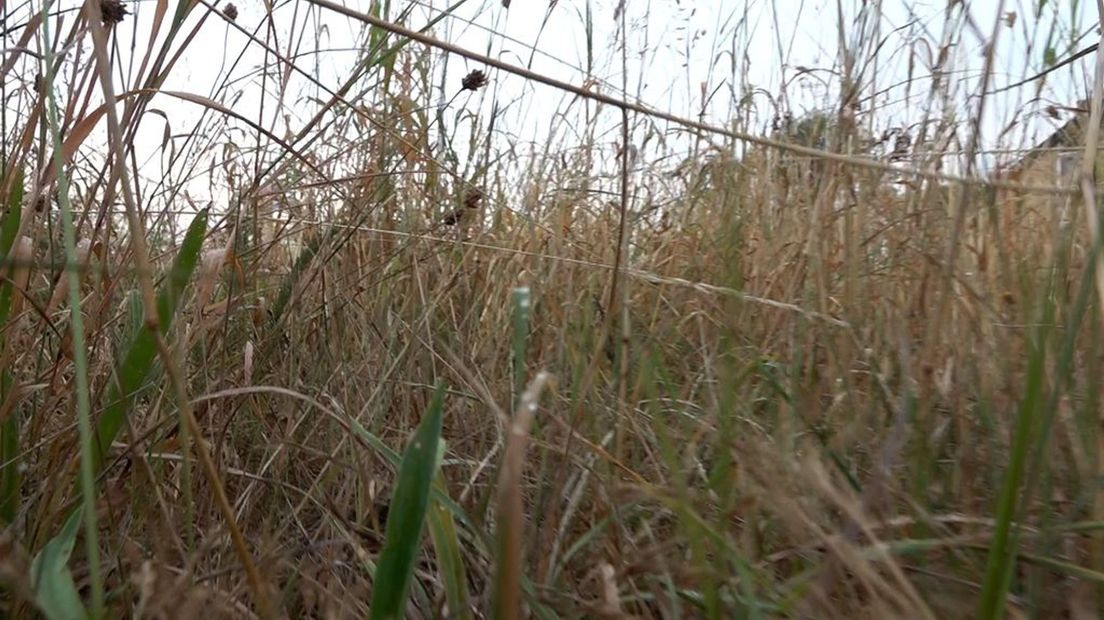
[100,0,129,25]
[440,208,465,227]
[440,188,485,227]
[461,69,488,92]
[223,3,238,20]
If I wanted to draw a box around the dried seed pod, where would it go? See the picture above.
[461,69,488,92]
[223,3,238,20]
[440,209,462,227]
[100,0,129,25]
[441,187,485,227]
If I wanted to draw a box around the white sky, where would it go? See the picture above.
[5,0,1101,210]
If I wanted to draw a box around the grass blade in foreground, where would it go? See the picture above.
[29,508,86,620]
[369,383,446,620]
[92,208,209,469]
[427,470,473,620]
[976,271,1056,619]
[493,371,552,620]
[511,287,531,410]
[0,171,23,523]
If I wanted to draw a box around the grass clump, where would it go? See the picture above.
[0,0,1102,618]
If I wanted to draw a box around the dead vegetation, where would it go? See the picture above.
[0,1,1102,618]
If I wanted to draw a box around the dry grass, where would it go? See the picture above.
[0,0,1103,618]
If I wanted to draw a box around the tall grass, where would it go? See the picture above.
[0,0,1101,618]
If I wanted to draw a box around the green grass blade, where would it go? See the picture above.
[343,406,483,547]
[977,268,1057,619]
[29,508,86,620]
[369,383,446,620]
[0,170,23,524]
[977,337,1049,618]
[93,208,209,469]
[40,0,109,606]
[268,232,321,324]
[0,172,22,259]
[511,286,531,410]
[427,469,472,620]
[171,0,198,30]
[367,1,391,68]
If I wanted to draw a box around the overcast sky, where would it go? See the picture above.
[8,0,1101,205]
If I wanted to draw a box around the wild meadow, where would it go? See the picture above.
[0,0,1101,618]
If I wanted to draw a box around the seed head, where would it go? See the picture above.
[223,3,239,20]
[440,208,464,227]
[461,69,488,92]
[440,188,485,227]
[100,0,129,26]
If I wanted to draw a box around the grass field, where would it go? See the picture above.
[0,0,1103,618]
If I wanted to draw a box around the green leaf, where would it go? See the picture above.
[0,169,25,333]
[341,391,480,619]
[122,289,143,352]
[427,469,472,620]
[344,409,477,538]
[976,152,1104,616]
[0,171,22,266]
[30,508,87,620]
[170,0,199,32]
[0,170,23,524]
[269,232,321,324]
[369,383,445,620]
[1043,46,1057,67]
[368,1,387,51]
[93,208,208,469]
[511,287,531,410]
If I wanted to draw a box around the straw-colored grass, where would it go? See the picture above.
[0,1,1102,618]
